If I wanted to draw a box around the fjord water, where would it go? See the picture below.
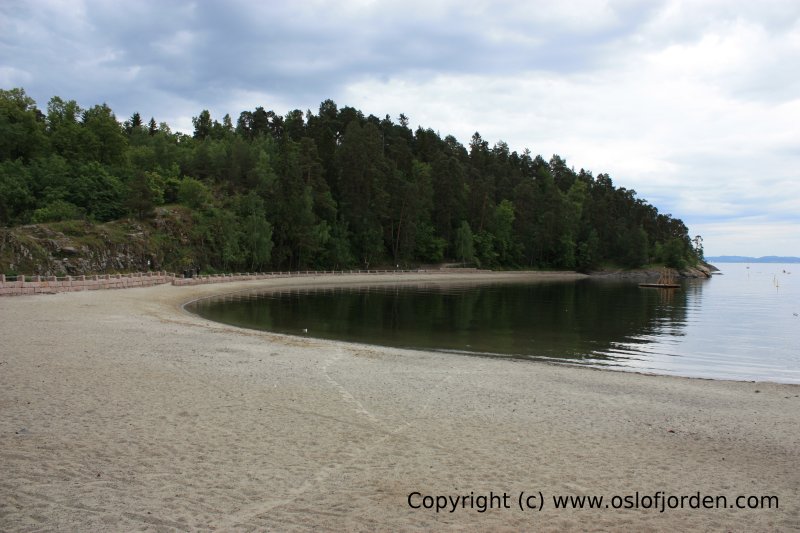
[187,264,799,383]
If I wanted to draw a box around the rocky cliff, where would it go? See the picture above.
[0,207,194,276]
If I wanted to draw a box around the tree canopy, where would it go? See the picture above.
[0,88,700,272]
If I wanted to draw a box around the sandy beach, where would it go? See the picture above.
[1,271,798,531]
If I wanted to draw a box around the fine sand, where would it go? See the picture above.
[1,272,798,532]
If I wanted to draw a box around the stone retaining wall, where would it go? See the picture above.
[0,272,174,296]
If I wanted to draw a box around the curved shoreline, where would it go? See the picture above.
[1,272,798,531]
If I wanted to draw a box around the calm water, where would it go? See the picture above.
[187,264,799,383]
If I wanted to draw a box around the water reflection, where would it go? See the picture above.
[186,267,800,383]
[187,279,692,366]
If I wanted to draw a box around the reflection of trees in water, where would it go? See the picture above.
[578,281,690,360]
[188,280,695,362]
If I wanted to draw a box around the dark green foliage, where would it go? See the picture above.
[414,222,447,263]
[0,87,699,272]
[177,177,212,210]
[621,226,649,268]
[31,199,84,223]
[127,171,164,219]
[454,221,475,265]
[575,229,600,272]
[125,112,143,134]
[656,237,689,270]
[192,110,212,140]
[0,159,35,224]
[0,88,47,162]
[81,104,128,166]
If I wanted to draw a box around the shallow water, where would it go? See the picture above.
[187,264,799,383]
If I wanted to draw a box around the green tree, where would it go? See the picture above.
[621,226,649,268]
[658,237,687,269]
[178,177,213,209]
[81,104,127,165]
[413,222,446,263]
[492,199,517,265]
[284,109,305,141]
[245,140,278,192]
[575,229,601,272]
[336,121,388,267]
[237,193,274,270]
[692,235,704,261]
[454,221,474,265]
[192,110,212,140]
[198,208,242,270]
[431,153,466,248]
[68,162,125,221]
[47,96,87,161]
[126,171,165,219]
[0,159,35,224]
[473,230,497,267]
[262,139,333,269]
[125,111,143,135]
[31,199,84,223]
[323,220,354,269]
[0,88,47,162]
[298,137,336,222]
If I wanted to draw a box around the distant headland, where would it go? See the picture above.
[705,256,800,263]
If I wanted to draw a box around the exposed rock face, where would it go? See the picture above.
[1,227,146,276]
[680,262,714,278]
[1,209,192,276]
[591,262,714,280]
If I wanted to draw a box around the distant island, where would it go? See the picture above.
[706,256,800,263]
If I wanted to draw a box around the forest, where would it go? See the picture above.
[0,87,700,273]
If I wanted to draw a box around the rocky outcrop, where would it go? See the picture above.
[0,208,193,276]
[681,261,716,278]
[591,262,714,280]
[1,225,147,276]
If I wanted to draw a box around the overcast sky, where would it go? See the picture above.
[2,0,798,256]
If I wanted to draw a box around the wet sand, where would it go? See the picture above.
[1,272,798,531]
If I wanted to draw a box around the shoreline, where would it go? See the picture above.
[0,262,715,298]
[1,272,797,531]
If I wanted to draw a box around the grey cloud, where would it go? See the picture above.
[6,0,798,116]
[2,0,663,114]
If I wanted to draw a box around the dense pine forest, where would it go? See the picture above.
[1,88,700,273]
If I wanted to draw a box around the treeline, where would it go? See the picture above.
[0,87,699,272]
